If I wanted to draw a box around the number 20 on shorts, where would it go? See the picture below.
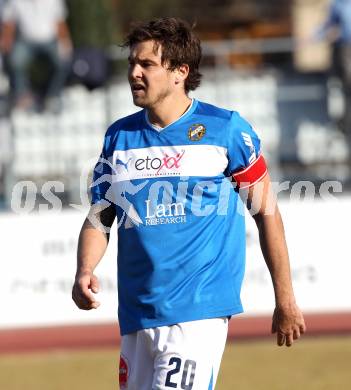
[165,357,197,389]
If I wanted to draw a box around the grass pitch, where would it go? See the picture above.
[0,336,350,389]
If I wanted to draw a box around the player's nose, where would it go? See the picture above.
[129,63,143,80]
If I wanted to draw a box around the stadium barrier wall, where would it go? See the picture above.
[1,196,350,351]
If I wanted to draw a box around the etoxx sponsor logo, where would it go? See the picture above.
[113,148,185,180]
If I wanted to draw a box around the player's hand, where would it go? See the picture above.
[271,303,306,347]
[72,270,101,310]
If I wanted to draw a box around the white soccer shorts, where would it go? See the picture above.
[118,317,228,390]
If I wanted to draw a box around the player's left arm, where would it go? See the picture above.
[245,172,306,347]
[228,112,305,346]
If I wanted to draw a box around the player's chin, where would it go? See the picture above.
[132,96,147,108]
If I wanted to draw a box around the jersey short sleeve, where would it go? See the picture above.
[90,132,113,205]
[227,111,267,188]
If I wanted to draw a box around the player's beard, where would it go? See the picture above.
[133,85,172,109]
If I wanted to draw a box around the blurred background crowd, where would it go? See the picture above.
[0,0,350,211]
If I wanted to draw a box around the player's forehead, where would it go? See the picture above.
[128,40,162,62]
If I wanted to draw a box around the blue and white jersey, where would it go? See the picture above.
[91,99,267,335]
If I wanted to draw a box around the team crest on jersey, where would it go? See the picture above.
[119,355,129,389]
[188,124,206,141]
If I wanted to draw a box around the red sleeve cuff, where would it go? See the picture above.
[232,154,268,188]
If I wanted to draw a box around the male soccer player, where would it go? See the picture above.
[72,17,306,390]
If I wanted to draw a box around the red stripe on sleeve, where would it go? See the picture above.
[232,154,268,188]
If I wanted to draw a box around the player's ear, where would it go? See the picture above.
[175,64,189,85]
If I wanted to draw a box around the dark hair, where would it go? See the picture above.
[123,17,202,93]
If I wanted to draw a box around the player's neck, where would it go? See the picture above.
[147,94,192,129]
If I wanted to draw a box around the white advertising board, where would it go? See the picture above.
[1,210,118,329]
[242,196,351,315]
[1,196,350,329]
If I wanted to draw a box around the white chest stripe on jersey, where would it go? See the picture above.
[112,145,228,182]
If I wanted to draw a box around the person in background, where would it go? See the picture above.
[314,0,351,146]
[0,0,7,77]
[0,0,72,112]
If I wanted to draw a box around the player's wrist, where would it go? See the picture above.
[275,294,297,310]
[75,266,94,279]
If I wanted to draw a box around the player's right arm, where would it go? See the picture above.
[72,122,116,310]
[72,204,116,310]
